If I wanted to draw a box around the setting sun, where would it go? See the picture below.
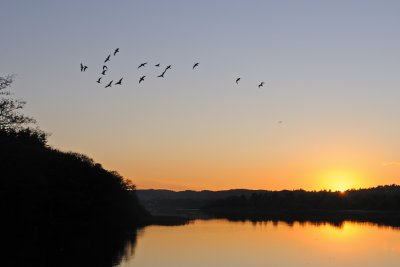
[317,169,363,192]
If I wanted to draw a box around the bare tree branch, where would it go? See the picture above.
[0,75,36,131]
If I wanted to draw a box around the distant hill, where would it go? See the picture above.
[136,189,268,217]
[137,189,268,201]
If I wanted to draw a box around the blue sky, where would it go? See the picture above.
[2,1,400,190]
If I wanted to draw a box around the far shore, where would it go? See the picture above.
[202,208,400,227]
[141,215,190,226]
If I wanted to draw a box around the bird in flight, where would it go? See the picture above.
[80,63,88,72]
[113,48,119,56]
[104,55,111,63]
[101,69,107,75]
[165,65,172,70]
[157,70,166,78]
[138,62,147,69]
[105,80,113,88]
[96,77,102,84]
[258,82,264,88]
[115,78,123,85]
[139,76,146,83]
[103,65,108,71]
[236,78,241,84]
[155,63,160,67]
[193,63,199,69]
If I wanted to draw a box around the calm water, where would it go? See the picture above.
[117,219,400,267]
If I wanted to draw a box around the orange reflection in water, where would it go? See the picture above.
[118,220,400,267]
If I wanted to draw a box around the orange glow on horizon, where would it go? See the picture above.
[130,167,377,192]
[315,168,366,192]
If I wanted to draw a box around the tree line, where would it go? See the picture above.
[0,75,149,235]
[203,185,400,212]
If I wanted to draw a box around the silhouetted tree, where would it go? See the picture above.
[0,75,36,131]
[204,186,400,214]
[0,74,150,251]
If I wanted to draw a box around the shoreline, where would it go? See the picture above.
[141,215,190,226]
[202,208,400,227]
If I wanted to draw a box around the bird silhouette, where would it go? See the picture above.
[104,55,111,63]
[139,76,146,83]
[115,78,123,85]
[138,62,147,69]
[157,70,166,78]
[193,63,199,69]
[105,80,113,88]
[103,65,108,71]
[258,82,264,88]
[165,65,172,70]
[236,78,241,84]
[155,63,160,67]
[113,48,119,56]
[97,77,102,84]
[80,63,88,72]
[101,70,107,75]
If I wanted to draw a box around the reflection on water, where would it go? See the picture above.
[6,219,400,266]
[118,219,400,267]
[4,225,140,267]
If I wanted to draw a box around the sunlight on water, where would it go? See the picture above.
[117,220,400,267]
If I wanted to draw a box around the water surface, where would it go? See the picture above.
[118,219,400,267]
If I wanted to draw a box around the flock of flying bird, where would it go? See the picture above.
[80,48,265,88]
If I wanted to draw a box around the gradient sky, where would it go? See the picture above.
[2,0,400,191]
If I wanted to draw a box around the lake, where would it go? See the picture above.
[117,219,400,267]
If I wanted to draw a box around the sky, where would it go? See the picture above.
[1,0,400,191]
